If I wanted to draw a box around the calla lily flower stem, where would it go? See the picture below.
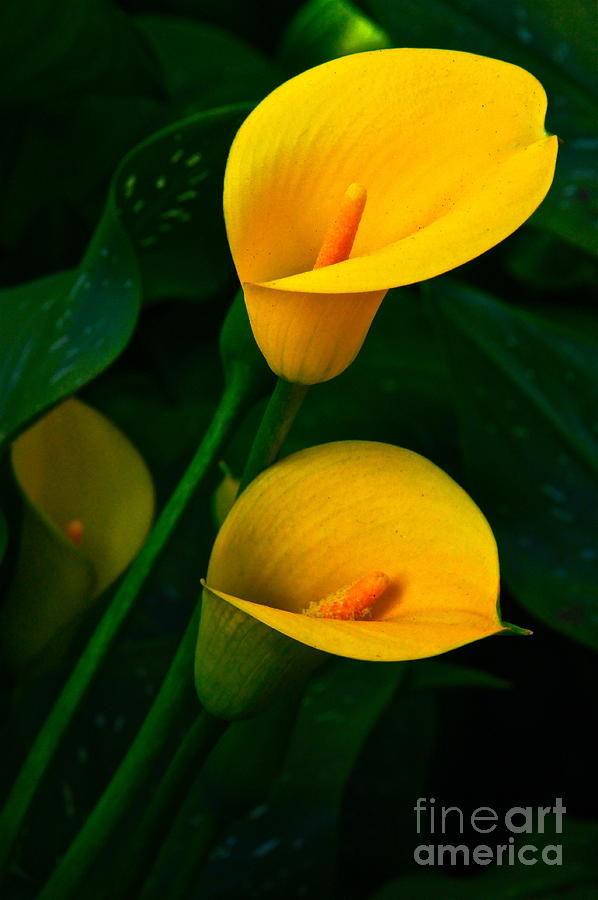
[0,363,254,878]
[109,712,226,900]
[36,612,227,900]
[239,377,309,494]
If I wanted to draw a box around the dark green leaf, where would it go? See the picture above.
[0,0,163,105]
[289,288,459,463]
[138,14,283,115]
[0,104,250,449]
[409,659,510,691]
[431,279,598,649]
[505,229,598,292]
[114,102,250,303]
[197,659,406,899]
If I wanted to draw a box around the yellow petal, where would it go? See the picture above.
[202,441,508,662]
[224,49,558,382]
[2,398,155,667]
[242,282,386,384]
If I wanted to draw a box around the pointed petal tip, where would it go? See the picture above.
[501,621,533,636]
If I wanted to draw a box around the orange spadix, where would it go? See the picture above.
[305,571,390,620]
[313,183,367,269]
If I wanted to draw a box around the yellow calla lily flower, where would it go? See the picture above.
[224,49,558,384]
[196,441,523,718]
[1,398,155,669]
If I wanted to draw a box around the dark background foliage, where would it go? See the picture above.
[0,0,596,898]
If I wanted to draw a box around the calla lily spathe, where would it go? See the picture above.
[1,398,155,669]
[195,441,524,718]
[224,49,558,384]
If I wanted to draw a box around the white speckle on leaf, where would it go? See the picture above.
[542,484,566,503]
[124,175,136,197]
[516,25,532,43]
[50,365,75,384]
[177,190,197,202]
[249,804,268,819]
[188,170,210,187]
[185,152,202,167]
[553,42,569,63]
[155,176,166,189]
[252,838,280,858]
[580,548,596,561]
[161,208,192,223]
[62,783,76,818]
[9,340,34,386]
[113,714,126,733]
[49,335,69,353]
[170,148,184,163]
[69,273,87,299]
[550,507,574,523]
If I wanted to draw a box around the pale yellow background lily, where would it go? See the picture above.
[224,49,558,384]
[1,398,155,668]
[200,441,519,664]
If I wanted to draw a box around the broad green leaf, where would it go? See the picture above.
[505,229,598,292]
[0,0,163,105]
[0,219,138,450]
[410,659,510,691]
[278,0,391,73]
[0,14,277,283]
[0,104,250,450]
[363,0,598,254]
[533,138,598,255]
[114,103,250,305]
[431,280,598,650]
[0,96,161,259]
[286,287,457,462]
[197,659,406,899]
[137,14,282,115]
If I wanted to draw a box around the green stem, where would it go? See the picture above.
[238,377,308,494]
[0,365,251,876]
[138,688,305,900]
[104,711,226,900]
[138,772,224,900]
[37,622,224,900]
